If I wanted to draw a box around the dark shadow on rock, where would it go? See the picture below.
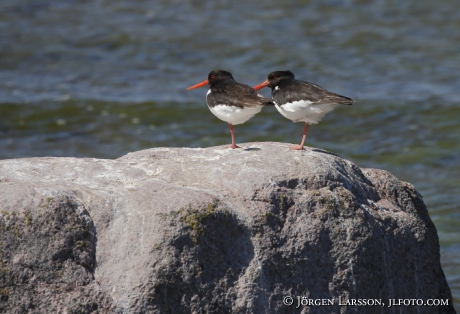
[311,148,342,158]
[145,206,254,313]
[259,222,338,314]
[0,193,113,313]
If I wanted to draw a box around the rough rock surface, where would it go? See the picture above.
[0,142,455,314]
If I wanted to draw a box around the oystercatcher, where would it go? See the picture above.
[254,71,354,150]
[187,70,274,149]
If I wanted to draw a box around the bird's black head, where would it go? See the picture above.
[254,70,295,91]
[253,70,295,91]
[208,70,234,85]
[267,71,295,87]
[187,70,234,90]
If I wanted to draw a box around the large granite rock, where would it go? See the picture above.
[0,142,455,313]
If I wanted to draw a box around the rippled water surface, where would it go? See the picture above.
[1,0,459,309]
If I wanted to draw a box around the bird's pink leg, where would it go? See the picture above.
[229,123,240,149]
[291,123,309,150]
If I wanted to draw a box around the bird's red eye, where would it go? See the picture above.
[272,75,277,79]
[210,74,216,79]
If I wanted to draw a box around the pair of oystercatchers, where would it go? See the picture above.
[187,70,354,150]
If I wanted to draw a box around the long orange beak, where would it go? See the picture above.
[253,80,270,91]
[187,79,209,90]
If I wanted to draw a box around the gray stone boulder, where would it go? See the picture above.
[0,142,455,313]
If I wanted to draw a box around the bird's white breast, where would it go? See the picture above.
[275,100,339,124]
[206,89,262,125]
[208,104,262,125]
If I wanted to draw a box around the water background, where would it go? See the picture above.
[1,0,459,309]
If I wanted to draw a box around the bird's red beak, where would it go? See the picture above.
[186,79,209,90]
[253,80,270,91]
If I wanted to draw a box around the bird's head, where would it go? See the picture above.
[253,71,295,90]
[187,70,234,90]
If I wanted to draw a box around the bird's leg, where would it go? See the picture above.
[291,123,309,150]
[229,123,240,149]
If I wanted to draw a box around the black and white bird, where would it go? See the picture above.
[254,71,354,150]
[187,70,274,149]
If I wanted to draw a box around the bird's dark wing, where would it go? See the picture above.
[208,82,274,108]
[273,80,355,106]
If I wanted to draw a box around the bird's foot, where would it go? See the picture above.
[230,144,241,149]
[290,145,305,151]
